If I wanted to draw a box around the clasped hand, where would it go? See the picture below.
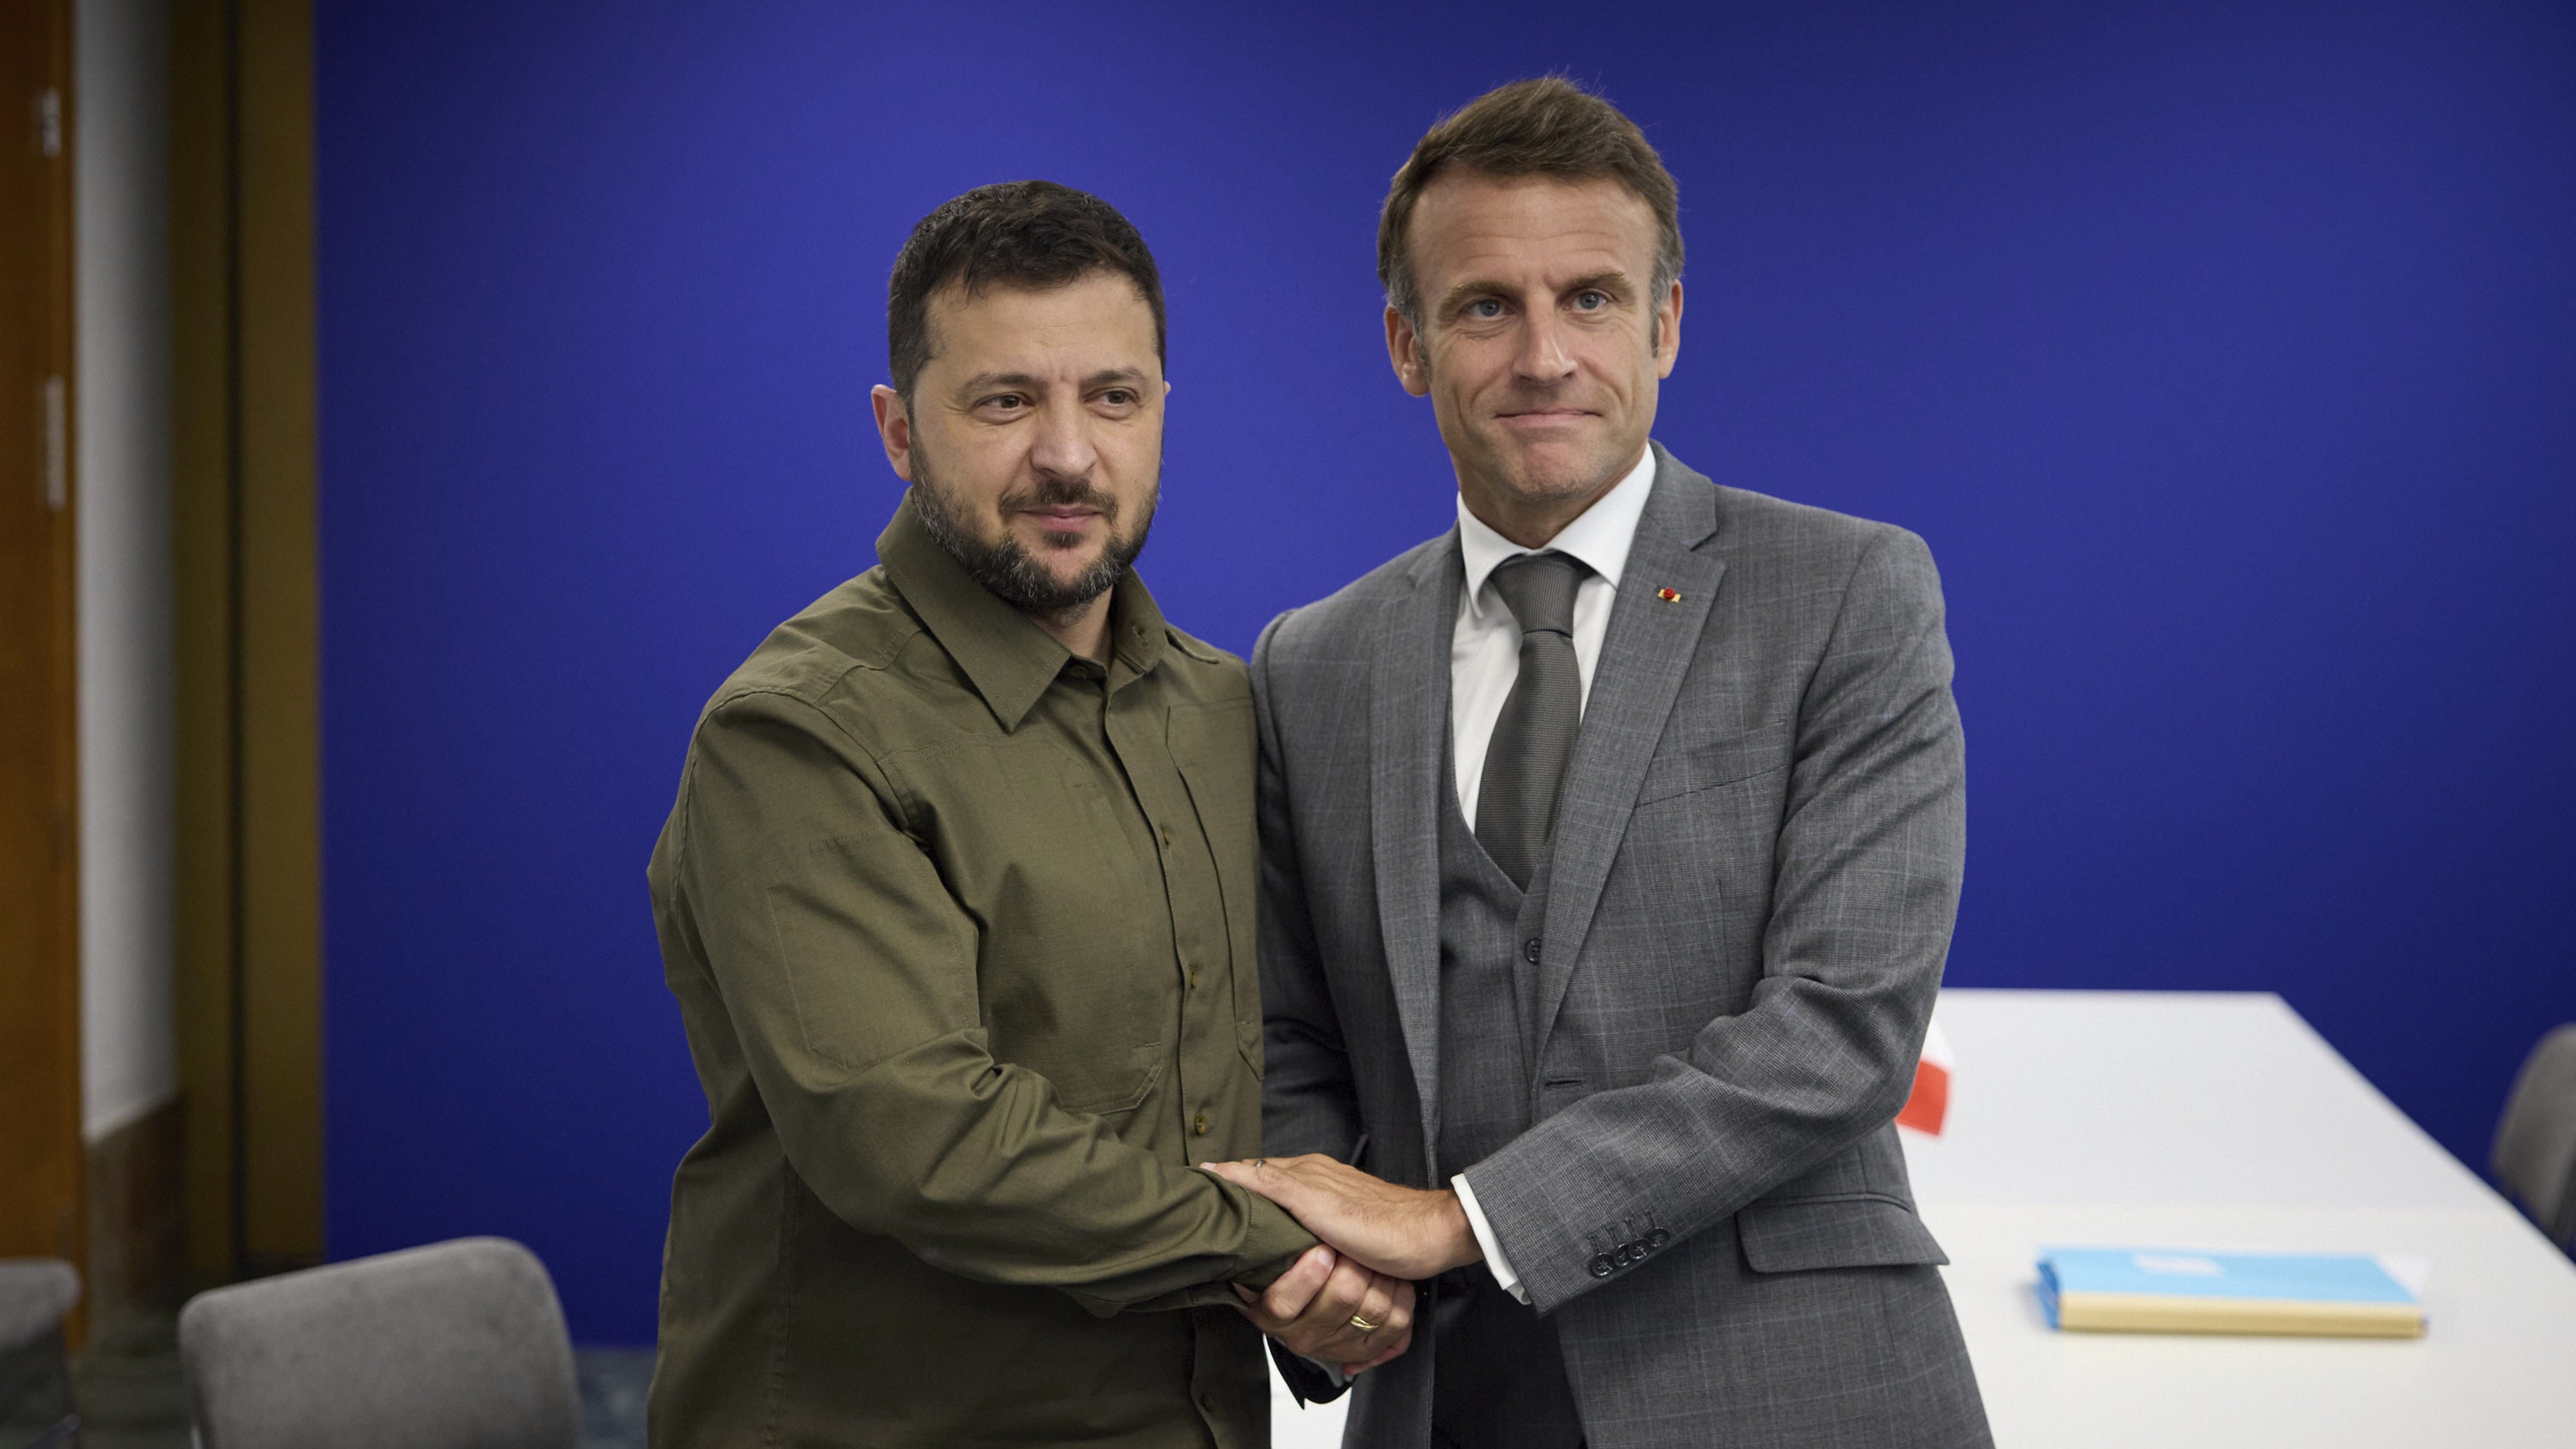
[1207,1154,1488,1376]
[1231,1243,1414,1376]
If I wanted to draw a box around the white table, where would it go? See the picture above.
[1275,988,2576,1446]
[1906,988,2576,1447]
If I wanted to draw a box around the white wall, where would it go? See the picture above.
[75,0,176,1144]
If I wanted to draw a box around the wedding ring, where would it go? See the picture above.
[1348,1314,1380,1332]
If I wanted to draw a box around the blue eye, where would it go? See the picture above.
[1573,291,1608,311]
[1469,299,1505,319]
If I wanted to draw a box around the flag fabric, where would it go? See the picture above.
[1897,1017,1953,1136]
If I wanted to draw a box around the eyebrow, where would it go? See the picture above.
[953,367,1153,398]
[1436,269,1635,317]
[952,371,1044,398]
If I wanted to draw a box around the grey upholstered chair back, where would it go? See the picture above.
[178,1236,580,1449]
[2492,1023,2576,1252]
[0,1259,80,1360]
[0,1258,82,1448]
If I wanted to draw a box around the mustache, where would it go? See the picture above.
[1003,475,1119,520]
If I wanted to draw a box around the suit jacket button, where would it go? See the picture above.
[1588,1254,1616,1278]
[1647,1230,1672,1250]
[1614,1245,1635,1267]
[1524,937,1542,963]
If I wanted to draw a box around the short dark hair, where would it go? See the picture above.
[1378,77,1683,327]
[886,180,1166,400]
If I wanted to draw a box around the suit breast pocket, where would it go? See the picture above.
[1633,732,1789,808]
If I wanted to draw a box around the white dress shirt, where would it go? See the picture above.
[1446,446,1657,1303]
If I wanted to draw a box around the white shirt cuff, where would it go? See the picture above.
[1451,1173,1530,1304]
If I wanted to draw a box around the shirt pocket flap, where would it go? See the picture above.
[1736,1195,1948,1274]
[1237,1019,1265,1081]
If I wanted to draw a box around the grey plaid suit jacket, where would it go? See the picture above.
[1251,446,1991,1448]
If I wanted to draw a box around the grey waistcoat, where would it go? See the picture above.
[1432,766,1583,1449]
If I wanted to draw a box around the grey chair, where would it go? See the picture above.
[178,1237,579,1449]
[0,1258,81,1449]
[2492,1022,2576,1254]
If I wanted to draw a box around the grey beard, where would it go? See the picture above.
[909,459,1157,620]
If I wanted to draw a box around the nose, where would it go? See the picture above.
[1514,308,1578,385]
[1026,399,1099,482]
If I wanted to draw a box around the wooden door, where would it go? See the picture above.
[0,0,84,1282]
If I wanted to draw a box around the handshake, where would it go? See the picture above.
[1199,1154,1489,1377]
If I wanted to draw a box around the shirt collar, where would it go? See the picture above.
[1456,444,1658,619]
[876,495,1168,731]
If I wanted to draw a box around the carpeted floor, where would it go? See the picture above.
[577,1347,656,1447]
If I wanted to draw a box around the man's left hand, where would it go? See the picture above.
[1202,1155,1483,1281]
[1232,1243,1415,1375]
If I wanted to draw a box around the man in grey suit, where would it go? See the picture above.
[1202,79,1992,1446]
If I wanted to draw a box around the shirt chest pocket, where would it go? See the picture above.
[975,913,1172,1119]
[1045,1042,1168,1117]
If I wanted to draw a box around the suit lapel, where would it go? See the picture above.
[1370,534,1461,1157]
[1532,448,1725,1046]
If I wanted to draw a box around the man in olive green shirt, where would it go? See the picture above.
[646,183,1413,1448]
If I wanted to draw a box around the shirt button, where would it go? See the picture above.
[1524,938,1542,963]
[1193,1112,1210,1135]
[1188,967,1201,990]
[1159,824,1173,847]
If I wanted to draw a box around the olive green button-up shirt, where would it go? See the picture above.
[646,500,1315,1448]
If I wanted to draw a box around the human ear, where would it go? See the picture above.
[1385,306,1431,398]
[871,384,916,481]
[1653,280,1683,379]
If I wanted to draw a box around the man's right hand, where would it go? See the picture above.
[1235,1243,1416,1375]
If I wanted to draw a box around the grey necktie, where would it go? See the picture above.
[1475,551,1589,891]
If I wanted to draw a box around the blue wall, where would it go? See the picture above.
[316,1,2576,1342]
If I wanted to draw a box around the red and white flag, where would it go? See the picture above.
[1896,1017,1953,1136]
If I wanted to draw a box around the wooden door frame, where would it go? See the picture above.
[1,0,84,1328]
[172,0,323,1282]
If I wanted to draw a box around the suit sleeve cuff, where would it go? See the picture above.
[1451,1172,1530,1304]
[1269,1339,1352,1405]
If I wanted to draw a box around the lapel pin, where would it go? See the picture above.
[1657,588,1682,603]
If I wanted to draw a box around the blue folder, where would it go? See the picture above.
[2037,1248,2425,1337]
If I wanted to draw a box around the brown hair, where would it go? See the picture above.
[887,180,1165,400]
[1377,77,1683,327]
